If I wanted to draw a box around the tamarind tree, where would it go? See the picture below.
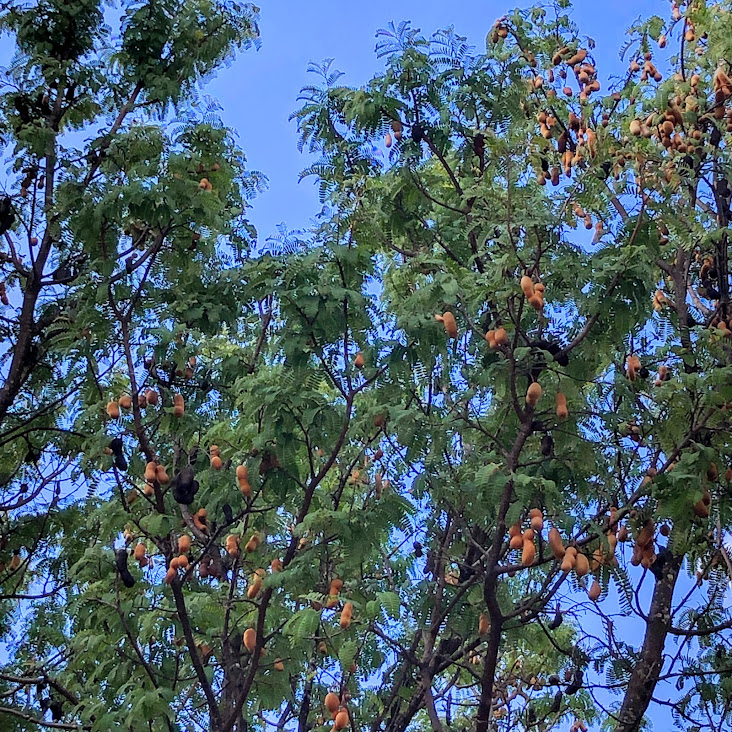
[2,1,732,732]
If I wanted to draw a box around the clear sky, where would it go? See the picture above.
[208,0,662,246]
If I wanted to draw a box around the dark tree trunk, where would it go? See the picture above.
[614,555,682,732]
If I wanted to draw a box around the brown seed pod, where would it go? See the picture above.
[178,535,191,554]
[243,628,257,653]
[106,400,120,419]
[245,532,261,553]
[574,552,590,577]
[210,455,223,470]
[144,461,157,482]
[247,576,262,599]
[441,311,458,339]
[354,352,365,369]
[155,465,169,485]
[556,392,568,419]
[340,601,353,629]
[236,464,252,497]
[548,527,566,559]
[225,534,240,557]
[526,382,542,406]
[118,394,132,409]
[479,612,490,636]
[145,389,159,406]
[520,276,535,298]
[522,538,536,567]
[173,393,184,417]
[588,580,601,601]
[334,709,350,730]
[325,693,340,714]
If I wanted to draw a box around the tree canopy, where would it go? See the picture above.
[0,1,732,731]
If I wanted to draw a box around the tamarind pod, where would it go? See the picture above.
[508,522,521,538]
[144,461,157,482]
[340,601,353,629]
[155,465,169,485]
[441,311,458,339]
[485,330,496,348]
[617,525,629,542]
[555,392,568,420]
[274,658,285,671]
[247,577,262,599]
[493,327,509,346]
[548,528,566,559]
[145,389,159,405]
[178,535,191,554]
[522,528,535,541]
[164,567,177,584]
[176,554,189,569]
[520,276,535,297]
[526,382,542,406]
[636,519,655,548]
[236,464,252,497]
[566,49,587,66]
[530,514,544,531]
[325,693,340,714]
[226,534,240,557]
[522,539,536,566]
[173,393,184,417]
[210,455,223,470]
[588,580,601,601]
[133,543,146,561]
[270,558,283,572]
[245,533,260,553]
[479,612,490,636]
[528,293,544,311]
[354,352,365,369]
[106,400,120,419]
[243,628,257,652]
[119,394,132,409]
[334,710,350,730]
[509,534,523,550]
[574,552,590,577]
[693,499,710,518]
[330,578,344,593]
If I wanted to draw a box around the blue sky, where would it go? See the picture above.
[209,0,662,245]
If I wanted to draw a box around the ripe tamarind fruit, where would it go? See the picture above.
[529,508,544,531]
[574,552,590,577]
[144,461,157,482]
[155,465,169,485]
[178,535,191,554]
[440,311,458,339]
[119,394,132,409]
[556,392,568,419]
[354,352,365,368]
[236,464,252,498]
[225,534,240,557]
[133,543,146,562]
[325,693,340,714]
[526,382,542,406]
[548,528,565,559]
[243,628,256,652]
[145,389,159,406]
[479,612,490,636]
[247,576,262,599]
[245,532,261,553]
[334,709,350,730]
[173,394,184,417]
[588,579,601,601]
[274,658,285,671]
[106,400,120,419]
[164,567,177,584]
[522,538,536,566]
[210,455,223,470]
[521,276,535,298]
[271,558,283,572]
[340,601,353,629]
